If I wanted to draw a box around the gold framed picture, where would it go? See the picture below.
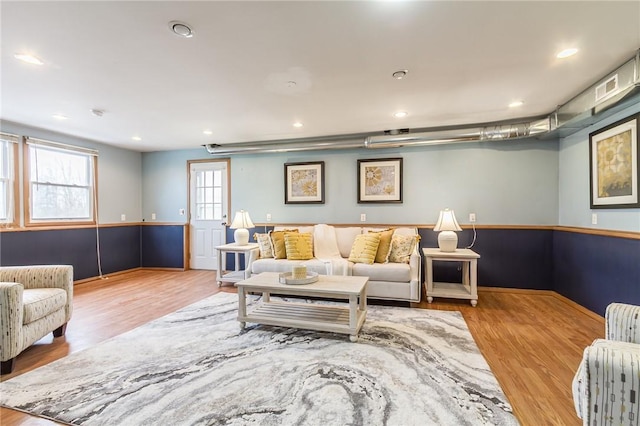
[284,161,325,204]
[357,158,403,203]
[589,114,639,209]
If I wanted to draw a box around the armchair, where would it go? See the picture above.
[0,265,73,374]
[572,303,640,425]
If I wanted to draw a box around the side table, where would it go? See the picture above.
[422,248,481,306]
[215,242,259,287]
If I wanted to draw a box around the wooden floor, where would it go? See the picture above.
[0,269,603,425]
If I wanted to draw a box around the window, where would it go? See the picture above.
[195,169,223,220]
[25,138,98,224]
[0,133,18,225]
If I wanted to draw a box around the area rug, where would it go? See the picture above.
[0,293,518,425]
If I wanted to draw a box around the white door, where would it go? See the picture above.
[189,161,228,270]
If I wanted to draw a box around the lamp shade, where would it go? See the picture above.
[433,209,462,232]
[230,210,254,245]
[433,209,462,252]
[230,210,255,229]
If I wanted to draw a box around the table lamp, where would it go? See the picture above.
[433,208,462,252]
[230,210,254,245]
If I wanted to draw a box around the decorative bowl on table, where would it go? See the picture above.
[278,271,319,285]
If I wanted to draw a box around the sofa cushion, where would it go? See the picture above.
[352,262,412,283]
[368,228,394,263]
[253,233,274,258]
[335,227,363,258]
[269,229,299,259]
[388,233,419,263]
[348,233,381,264]
[251,258,328,275]
[285,233,313,260]
[22,288,67,325]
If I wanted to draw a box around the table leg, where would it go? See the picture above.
[349,294,358,342]
[238,286,246,329]
[216,249,223,287]
[426,257,434,303]
[470,259,478,307]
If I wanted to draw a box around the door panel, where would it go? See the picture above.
[189,161,227,270]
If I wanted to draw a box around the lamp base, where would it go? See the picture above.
[437,231,458,252]
[234,228,250,245]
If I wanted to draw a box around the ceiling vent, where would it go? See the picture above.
[595,74,619,103]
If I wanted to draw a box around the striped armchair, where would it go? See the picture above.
[0,265,73,374]
[572,303,640,425]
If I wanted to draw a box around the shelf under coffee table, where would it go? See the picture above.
[235,272,368,342]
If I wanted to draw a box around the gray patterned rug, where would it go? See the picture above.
[0,293,518,425]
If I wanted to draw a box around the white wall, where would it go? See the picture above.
[559,103,640,232]
[0,121,143,224]
[142,138,559,226]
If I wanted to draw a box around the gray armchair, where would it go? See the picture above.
[572,303,640,425]
[0,265,73,374]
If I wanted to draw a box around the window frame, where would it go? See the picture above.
[0,133,19,228]
[23,138,98,227]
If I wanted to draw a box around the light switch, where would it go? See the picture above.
[360,213,366,222]
[151,213,156,220]
[592,213,598,225]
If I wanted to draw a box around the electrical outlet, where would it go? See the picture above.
[151,213,156,220]
[592,213,598,225]
[120,214,126,221]
[469,213,476,223]
[179,208,185,216]
[360,213,366,222]
[266,213,272,222]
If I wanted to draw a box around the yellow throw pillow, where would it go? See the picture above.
[348,233,381,264]
[369,228,394,263]
[285,233,314,260]
[269,229,299,259]
[253,232,274,258]
[388,234,420,263]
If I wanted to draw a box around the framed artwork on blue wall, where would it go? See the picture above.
[357,157,403,203]
[284,161,325,204]
[589,113,640,209]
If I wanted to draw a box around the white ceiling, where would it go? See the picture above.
[1,1,639,152]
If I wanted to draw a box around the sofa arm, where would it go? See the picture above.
[409,252,421,283]
[244,248,260,278]
[0,265,73,322]
[572,339,640,423]
[0,282,24,362]
[605,303,640,343]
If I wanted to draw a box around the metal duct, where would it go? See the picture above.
[364,118,551,148]
[206,50,640,155]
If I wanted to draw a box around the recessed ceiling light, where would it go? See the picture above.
[90,109,104,117]
[556,48,578,59]
[168,21,194,38]
[392,70,408,80]
[52,114,68,120]
[203,130,213,135]
[14,53,43,65]
[293,122,303,128]
[508,101,524,108]
[132,136,142,141]
[393,111,408,118]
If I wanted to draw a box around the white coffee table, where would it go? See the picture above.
[235,272,368,342]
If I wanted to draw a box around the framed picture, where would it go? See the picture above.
[357,158,403,203]
[589,113,639,209]
[284,161,325,204]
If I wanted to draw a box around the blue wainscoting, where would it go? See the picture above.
[418,228,554,290]
[0,226,141,280]
[140,225,184,269]
[553,231,640,316]
[2,224,637,316]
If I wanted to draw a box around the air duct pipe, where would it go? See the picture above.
[205,50,639,156]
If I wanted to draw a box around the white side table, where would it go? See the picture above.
[215,243,259,287]
[423,248,481,306]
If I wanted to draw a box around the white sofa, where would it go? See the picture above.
[248,225,421,302]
